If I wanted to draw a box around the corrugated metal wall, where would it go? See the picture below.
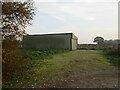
[23,33,72,50]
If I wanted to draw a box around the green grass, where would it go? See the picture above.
[3,50,116,88]
[3,49,68,88]
[103,48,120,67]
[20,48,67,60]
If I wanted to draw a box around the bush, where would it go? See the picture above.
[77,44,112,50]
[20,48,67,60]
[2,39,29,82]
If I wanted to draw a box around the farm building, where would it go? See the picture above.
[22,33,78,50]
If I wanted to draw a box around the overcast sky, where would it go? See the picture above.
[26,0,119,44]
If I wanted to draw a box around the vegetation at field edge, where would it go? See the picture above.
[3,50,117,88]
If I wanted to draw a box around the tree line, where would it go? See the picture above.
[93,36,120,45]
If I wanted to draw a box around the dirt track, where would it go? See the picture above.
[28,50,118,88]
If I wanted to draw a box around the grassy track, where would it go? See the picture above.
[3,50,118,88]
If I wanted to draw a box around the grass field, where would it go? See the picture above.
[3,50,118,88]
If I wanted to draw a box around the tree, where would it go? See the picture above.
[2,0,35,82]
[2,0,35,40]
[93,36,104,45]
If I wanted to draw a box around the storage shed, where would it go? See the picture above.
[22,33,78,50]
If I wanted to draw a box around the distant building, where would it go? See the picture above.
[22,33,78,50]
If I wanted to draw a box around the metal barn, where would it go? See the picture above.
[22,33,78,50]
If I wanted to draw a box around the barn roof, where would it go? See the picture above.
[24,33,78,39]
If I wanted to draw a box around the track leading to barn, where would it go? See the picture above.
[26,50,118,88]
